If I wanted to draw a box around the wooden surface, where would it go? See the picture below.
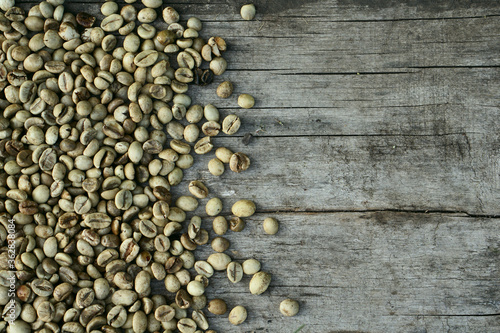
[19,0,500,332]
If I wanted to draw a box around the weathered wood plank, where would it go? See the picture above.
[169,133,499,216]
[16,2,500,71]
[151,212,500,332]
[188,68,500,137]
[16,0,500,21]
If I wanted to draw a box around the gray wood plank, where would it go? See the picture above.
[16,0,500,21]
[169,133,499,216]
[151,212,500,332]
[16,2,500,71]
[188,67,500,137]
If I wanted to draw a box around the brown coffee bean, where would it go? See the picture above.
[229,152,251,172]
[76,12,96,27]
[229,217,246,232]
[19,200,38,215]
[175,289,192,309]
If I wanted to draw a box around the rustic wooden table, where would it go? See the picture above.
[21,0,500,331]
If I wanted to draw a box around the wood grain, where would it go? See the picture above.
[152,212,500,332]
[10,0,500,331]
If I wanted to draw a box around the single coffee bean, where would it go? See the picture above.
[208,158,224,176]
[211,236,230,253]
[206,253,231,271]
[228,305,247,325]
[188,180,209,199]
[222,114,241,135]
[210,57,227,76]
[227,262,243,283]
[229,217,245,232]
[280,299,300,317]
[263,217,279,235]
[242,258,261,275]
[249,271,272,295]
[232,199,256,217]
[240,4,256,20]
[229,152,251,172]
[216,81,233,98]
[238,93,255,108]
[208,298,227,315]
[155,304,175,322]
[212,216,228,235]
[205,197,223,216]
[186,280,205,297]
[194,261,214,278]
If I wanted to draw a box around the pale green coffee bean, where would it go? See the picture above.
[206,253,231,271]
[216,81,233,98]
[280,299,299,317]
[167,121,186,140]
[212,216,228,235]
[128,141,143,163]
[142,0,162,8]
[176,318,196,333]
[112,290,138,306]
[211,236,230,253]
[101,14,123,32]
[238,93,255,109]
[176,154,194,169]
[135,271,151,295]
[187,17,202,31]
[177,51,195,69]
[183,124,199,143]
[138,8,157,23]
[176,196,198,212]
[76,239,94,257]
[194,261,214,278]
[155,304,175,322]
[188,181,208,199]
[227,262,243,283]
[115,189,133,210]
[214,147,233,164]
[207,299,227,315]
[107,305,127,328]
[44,29,63,49]
[139,219,157,238]
[101,1,118,16]
[119,21,136,36]
[222,114,241,135]
[172,103,186,120]
[186,104,203,123]
[163,7,179,24]
[201,44,212,62]
[242,259,261,275]
[249,271,271,295]
[186,280,204,297]
[168,207,186,222]
[203,104,219,122]
[26,125,45,145]
[194,136,213,155]
[205,198,222,216]
[170,140,191,155]
[208,158,224,176]
[165,274,181,293]
[201,121,220,137]
[263,217,279,235]
[232,199,256,217]
[94,278,110,300]
[32,185,50,203]
[240,4,256,20]
[137,23,156,39]
[210,57,227,76]
[123,33,140,53]
[228,306,247,326]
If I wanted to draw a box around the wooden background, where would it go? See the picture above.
[19,0,500,332]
